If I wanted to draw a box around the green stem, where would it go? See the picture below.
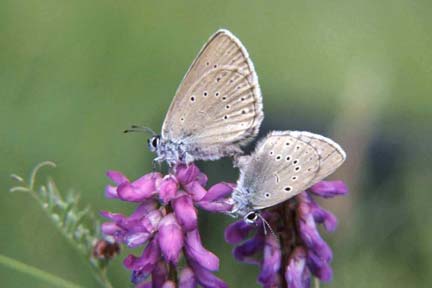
[90,265,114,288]
[0,254,83,288]
[314,277,320,288]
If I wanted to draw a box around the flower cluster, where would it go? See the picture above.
[225,180,348,288]
[101,164,234,287]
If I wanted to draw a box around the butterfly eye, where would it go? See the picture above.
[148,136,160,152]
[245,212,258,224]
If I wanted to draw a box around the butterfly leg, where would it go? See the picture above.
[233,154,251,169]
[184,153,194,165]
[152,157,163,172]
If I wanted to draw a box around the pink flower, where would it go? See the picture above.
[101,164,233,287]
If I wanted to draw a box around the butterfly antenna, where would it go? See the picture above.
[258,214,277,239]
[123,125,156,135]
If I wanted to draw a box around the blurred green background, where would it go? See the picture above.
[1,1,431,287]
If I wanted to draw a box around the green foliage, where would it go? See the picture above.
[9,162,114,288]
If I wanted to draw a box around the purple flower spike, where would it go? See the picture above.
[101,163,231,287]
[179,267,196,288]
[225,179,347,287]
[158,214,183,264]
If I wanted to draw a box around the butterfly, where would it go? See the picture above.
[230,130,346,223]
[127,29,263,165]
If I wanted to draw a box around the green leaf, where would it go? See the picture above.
[0,254,83,288]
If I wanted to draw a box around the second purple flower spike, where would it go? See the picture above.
[225,180,348,288]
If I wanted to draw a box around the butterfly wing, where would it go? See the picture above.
[161,29,263,161]
[237,131,346,210]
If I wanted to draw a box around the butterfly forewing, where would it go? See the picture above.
[238,131,346,210]
[161,29,263,161]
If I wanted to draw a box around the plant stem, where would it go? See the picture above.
[90,266,114,288]
[0,253,83,288]
[314,277,321,288]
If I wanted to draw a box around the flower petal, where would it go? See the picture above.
[131,270,150,286]
[123,239,160,271]
[184,181,207,201]
[189,260,228,288]
[136,281,152,288]
[197,200,233,213]
[173,195,197,231]
[129,200,158,220]
[196,172,208,187]
[176,164,200,185]
[124,232,151,248]
[162,281,176,288]
[141,209,163,234]
[158,214,184,264]
[152,260,168,288]
[159,175,179,204]
[285,247,310,288]
[100,210,127,223]
[179,267,197,288]
[105,185,118,199]
[106,170,128,185]
[117,182,154,202]
[233,231,265,265]
[297,201,333,261]
[224,220,255,244]
[201,183,234,201]
[309,180,348,198]
[101,222,124,237]
[133,172,162,188]
[258,235,281,287]
[185,229,219,271]
[310,202,338,232]
[307,250,333,282]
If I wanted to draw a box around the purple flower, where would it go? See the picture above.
[226,180,347,288]
[101,164,233,287]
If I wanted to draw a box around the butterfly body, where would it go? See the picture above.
[146,29,263,165]
[149,136,190,164]
[230,130,346,222]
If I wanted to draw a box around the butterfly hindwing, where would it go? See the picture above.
[237,131,346,210]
